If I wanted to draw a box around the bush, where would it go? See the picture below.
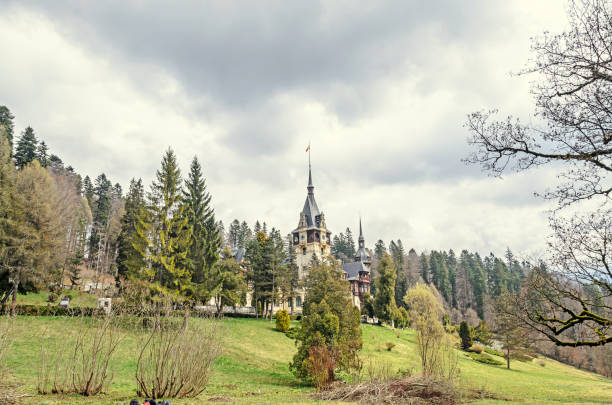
[47,292,58,303]
[136,317,222,398]
[537,360,546,367]
[483,347,504,357]
[385,342,396,352]
[509,352,534,362]
[468,352,503,366]
[459,321,472,350]
[285,326,300,339]
[470,344,484,354]
[38,313,123,396]
[306,345,337,390]
[275,310,290,332]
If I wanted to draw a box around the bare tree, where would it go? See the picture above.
[465,0,612,346]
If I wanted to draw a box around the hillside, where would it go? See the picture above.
[4,316,611,404]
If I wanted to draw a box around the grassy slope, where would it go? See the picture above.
[4,316,611,405]
[16,291,99,308]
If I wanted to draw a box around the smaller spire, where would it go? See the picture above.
[359,217,364,240]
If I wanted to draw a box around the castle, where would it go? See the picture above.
[291,163,371,310]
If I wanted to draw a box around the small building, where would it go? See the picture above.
[342,219,371,307]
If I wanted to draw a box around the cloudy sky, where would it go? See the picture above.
[0,1,570,257]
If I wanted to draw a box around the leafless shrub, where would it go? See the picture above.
[364,358,395,383]
[38,312,124,396]
[307,345,337,390]
[135,317,222,398]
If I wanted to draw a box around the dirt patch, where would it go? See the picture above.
[207,396,233,402]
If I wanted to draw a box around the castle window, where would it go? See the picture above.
[296,296,302,307]
[321,247,324,255]
[302,247,306,255]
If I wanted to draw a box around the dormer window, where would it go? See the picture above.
[302,247,306,255]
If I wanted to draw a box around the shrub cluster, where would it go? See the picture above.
[468,352,503,366]
[275,310,290,332]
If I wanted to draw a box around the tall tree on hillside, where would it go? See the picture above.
[36,141,49,167]
[14,126,38,169]
[1,159,63,314]
[246,231,273,318]
[82,175,94,208]
[290,263,362,386]
[238,221,252,248]
[182,156,220,301]
[465,0,612,346]
[0,106,15,147]
[116,178,147,281]
[374,239,386,259]
[419,253,429,283]
[228,219,240,248]
[345,227,356,258]
[134,148,193,298]
[374,254,398,326]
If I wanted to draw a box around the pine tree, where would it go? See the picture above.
[374,239,386,259]
[182,156,220,302]
[82,175,94,208]
[238,221,252,248]
[134,148,193,298]
[116,178,147,281]
[374,254,398,325]
[0,106,15,146]
[459,321,472,350]
[14,126,38,169]
[228,219,240,248]
[345,227,356,257]
[37,141,49,167]
[290,263,362,385]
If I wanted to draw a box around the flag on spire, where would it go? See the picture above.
[305,144,310,152]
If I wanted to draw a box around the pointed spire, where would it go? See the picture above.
[307,151,314,195]
[359,218,364,239]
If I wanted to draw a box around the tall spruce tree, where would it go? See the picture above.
[374,254,398,325]
[37,141,49,167]
[134,148,193,297]
[182,156,220,302]
[0,106,15,147]
[14,126,38,169]
[374,239,386,259]
[116,178,147,281]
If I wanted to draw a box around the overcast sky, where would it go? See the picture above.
[0,1,570,257]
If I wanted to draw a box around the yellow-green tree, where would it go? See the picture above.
[134,148,193,301]
[404,283,446,376]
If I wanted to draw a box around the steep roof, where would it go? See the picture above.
[298,165,322,228]
[342,261,368,281]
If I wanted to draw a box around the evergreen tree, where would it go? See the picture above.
[345,227,356,257]
[36,141,49,167]
[238,221,252,248]
[134,148,193,297]
[14,126,38,169]
[211,249,247,315]
[228,219,240,248]
[0,106,15,146]
[419,253,429,282]
[116,178,147,281]
[374,239,386,259]
[182,156,220,297]
[459,321,472,350]
[82,175,94,208]
[374,254,398,325]
[290,263,362,385]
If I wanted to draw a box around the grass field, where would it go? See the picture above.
[15,290,100,308]
[2,316,610,404]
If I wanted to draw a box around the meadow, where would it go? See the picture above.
[2,315,610,405]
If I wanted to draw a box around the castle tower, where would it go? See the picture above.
[354,218,371,268]
[291,163,331,281]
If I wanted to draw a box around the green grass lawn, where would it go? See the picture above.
[3,316,611,404]
[16,291,100,308]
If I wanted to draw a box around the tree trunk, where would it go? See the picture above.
[506,348,510,369]
[10,278,19,317]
